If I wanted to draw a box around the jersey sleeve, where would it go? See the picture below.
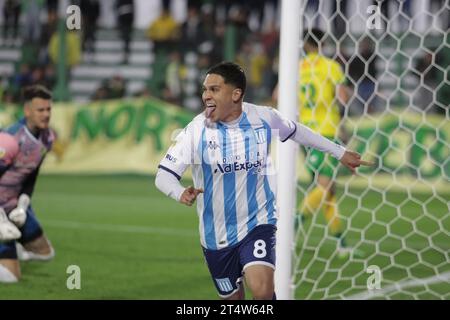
[329,61,345,85]
[265,107,298,142]
[263,106,345,159]
[157,124,193,180]
[0,132,19,174]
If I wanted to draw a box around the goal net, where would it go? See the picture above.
[291,0,449,299]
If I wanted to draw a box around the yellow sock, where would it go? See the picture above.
[300,185,326,217]
[324,193,343,236]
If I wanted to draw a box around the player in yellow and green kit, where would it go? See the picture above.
[274,28,362,258]
[298,28,355,257]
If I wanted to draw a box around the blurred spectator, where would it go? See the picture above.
[373,0,412,33]
[91,75,126,101]
[435,36,449,115]
[116,0,135,64]
[46,0,58,14]
[261,21,279,59]
[43,64,56,89]
[430,0,450,29]
[80,0,100,56]
[210,21,226,64]
[38,9,58,65]
[194,4,220,61]
[1,89,15,104]
[23,0,43,44]
[0,72,9,101]
[180,4,202,51]
[331,0,349,40]
[146,6,180,56]
[2,0,21,46]
[108,75,126,99]
[134,87,152,99]
[199,3,216,41]
[30,66,45,85]
[164,51,184,105]
[236,42,254,98]
[48,29,82,78]
[412,48,441,113]
[347,36,378,114]
[305,0,320,29]
[335,46,350,70]
[228,5,251,49]
[242,0,266,32]
[197,53,212,84]
[11,63,32,90]
[91,82,109,101]
[236,39,269,101]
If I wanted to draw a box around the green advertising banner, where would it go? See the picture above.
[0,98,194,174]
[296,110,449,192]
[0,100,448,192]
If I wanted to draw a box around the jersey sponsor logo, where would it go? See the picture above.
[215,278,233,293]
[214,160,262,174]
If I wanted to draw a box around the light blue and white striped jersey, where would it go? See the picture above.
[158,102,297,250]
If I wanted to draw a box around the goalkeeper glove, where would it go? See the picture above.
[9,194,30,227]
[0,207,21,241]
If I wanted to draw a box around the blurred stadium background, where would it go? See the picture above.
[0,0,448,299]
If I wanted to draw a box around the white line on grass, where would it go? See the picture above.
[43,218,448,248]
[345,271,450,300]
[42,219,197,237]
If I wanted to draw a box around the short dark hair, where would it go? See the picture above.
[303,28,325,48]
[206,61,246,96]
[23,85,52,102]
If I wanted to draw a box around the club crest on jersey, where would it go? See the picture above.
[255,128,266,144]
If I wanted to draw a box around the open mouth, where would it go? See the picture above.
[205,105,216,119]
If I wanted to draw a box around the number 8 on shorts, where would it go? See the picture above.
[253,239,267,258]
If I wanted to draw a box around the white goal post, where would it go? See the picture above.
[275,0,301,300]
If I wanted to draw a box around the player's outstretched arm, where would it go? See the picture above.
[179,186,203,206]
[277,118,372,173]
[339,150,373,174]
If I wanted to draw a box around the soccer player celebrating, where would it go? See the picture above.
[0,85,56,283]
[155,62,370,300]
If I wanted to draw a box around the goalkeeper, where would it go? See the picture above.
[0,85,56,283]
[274,28,359,258]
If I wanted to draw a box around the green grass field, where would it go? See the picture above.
[294,182,449,299]
[0,175,448,300]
